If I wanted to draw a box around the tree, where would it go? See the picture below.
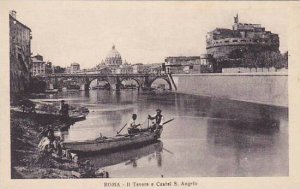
[271,52,284,71]
[258,51,275,71]
[243,52,256,71]
[53,66,66,73]
[283,51,288,69]
[243,50,286,72]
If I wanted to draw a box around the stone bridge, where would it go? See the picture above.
[36,73,176,91]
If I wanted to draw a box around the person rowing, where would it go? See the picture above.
[148,109,164,132]
[127,114,141,134]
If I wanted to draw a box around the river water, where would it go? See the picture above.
[42,90,288,177]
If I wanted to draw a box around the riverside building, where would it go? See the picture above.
[9,10,32,94]
[70,62,80,73]
[31,54,46,76]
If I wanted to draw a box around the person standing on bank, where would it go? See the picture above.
[148,109,164,131]
[59,100,69,118]
[128,114,141,134]
[59,100,65,115]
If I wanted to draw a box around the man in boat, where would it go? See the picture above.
[127,114,141,134]
[148,109,164,132]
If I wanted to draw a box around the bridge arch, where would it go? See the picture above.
[119,77,142,89]
[149,76,172,90]
[88,77,112,90]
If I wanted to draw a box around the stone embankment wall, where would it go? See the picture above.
[172,72,288,107]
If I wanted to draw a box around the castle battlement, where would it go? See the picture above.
[206,15,279,59]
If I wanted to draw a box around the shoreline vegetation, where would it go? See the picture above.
[10,101,107,179]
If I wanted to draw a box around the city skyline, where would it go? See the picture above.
[10,2,288,69]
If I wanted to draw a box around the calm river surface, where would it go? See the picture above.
[42,90,288,177]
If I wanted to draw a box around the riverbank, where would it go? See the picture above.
[11,111,80,179]
[10,99,107,179]
[172,72,288,107]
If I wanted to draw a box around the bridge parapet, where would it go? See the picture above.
[38,73,167,78]
[35,73,172,91]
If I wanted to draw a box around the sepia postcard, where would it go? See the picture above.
[1,1,300,189]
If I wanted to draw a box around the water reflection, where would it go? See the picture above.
[80,141,163,169]
[206,118,288,176]
[39,90,288,177]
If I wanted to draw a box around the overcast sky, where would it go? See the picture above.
[9,2,288,69]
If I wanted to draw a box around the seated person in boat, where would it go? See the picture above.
[128,114,141,134]
[148,109,164,131]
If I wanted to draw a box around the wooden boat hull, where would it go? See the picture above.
[45,89,59,94]
[11,109,86,123]
[80,141,163,167]
[63,129,163,153]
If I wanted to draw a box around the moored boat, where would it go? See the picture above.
[45,89,59,94]
[11,107,86,123]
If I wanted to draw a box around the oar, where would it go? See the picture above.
[148,118,174,127]
[162,147,174,155]
[163,118,174,125]
[117,123,127,134]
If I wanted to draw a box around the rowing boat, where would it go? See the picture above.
[63,128,163,154]
[80,141,163,167]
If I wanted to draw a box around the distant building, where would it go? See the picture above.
[31,54,46,76]
[70,62,80,73]
[65,67,71,74]
[115,66,133,74]
[148,63,163,75]
[115,61,133,74]
[206,14,280,70]
[105,45,122,73]
[198,54,215,73]
[9,10,32,94]
[132,63,150,74]
[165,56,201,74]
[92,67,112,74]
[80,67,112,74]
[45,61,54,74]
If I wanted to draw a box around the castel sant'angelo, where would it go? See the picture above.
[206,14,280,61]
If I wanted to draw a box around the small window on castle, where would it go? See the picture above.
[232,40,238,42]
[224,40,229,43]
